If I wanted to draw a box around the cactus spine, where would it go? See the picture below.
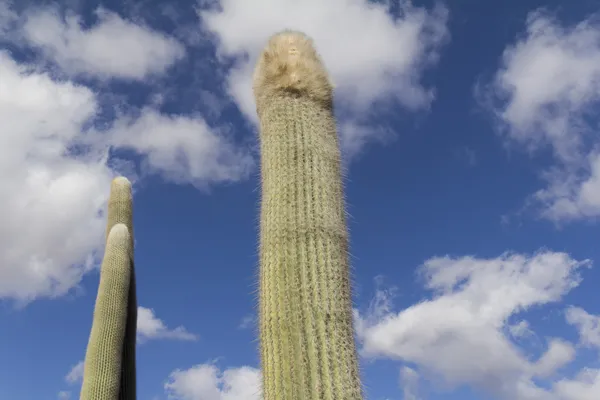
[254,31,363,399]
[80,177,137,400]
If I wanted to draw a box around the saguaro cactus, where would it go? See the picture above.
[254,31,363,399]
[80,177,137,400]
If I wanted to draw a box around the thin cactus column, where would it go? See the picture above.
[80,177,137,400]
[254,31,363,399]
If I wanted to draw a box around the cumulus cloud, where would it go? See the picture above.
[356,251,590,399]
[137,306,198,342]
[0,50,113,303]
[535,339,576,378]
[20,7,185,80]
[164,363,261,400]
[108,108,254,187]
[554,368,600,400]
[566,306,600,349]
[197,0,449,156]
[482,10,600,221]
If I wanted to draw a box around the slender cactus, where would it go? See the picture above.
[80,177,137,400]
[254,31,363,399]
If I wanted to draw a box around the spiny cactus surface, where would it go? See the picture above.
[80,177,137,400]
[254,30,363,400]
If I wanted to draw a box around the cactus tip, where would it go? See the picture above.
[107,223,130,242]
[112,176,131,188]
[253,30,333,109]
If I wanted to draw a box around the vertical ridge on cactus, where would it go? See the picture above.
[80,177,137,400]
[254,30,363,399]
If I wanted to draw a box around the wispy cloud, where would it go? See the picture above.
[57,390,71,400]
[65,360,84,384]
[480,9,600,222]
[237,313,255,330]
[400,366,421,400]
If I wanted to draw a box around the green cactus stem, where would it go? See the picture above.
[80,177,137,400]
[254,31,363,399]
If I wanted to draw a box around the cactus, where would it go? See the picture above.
[80,177,137,400]
[254,31,363,399]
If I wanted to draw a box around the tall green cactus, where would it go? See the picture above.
[254,31,363,399]
[80,177,137,400]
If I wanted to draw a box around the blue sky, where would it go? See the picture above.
[1,0,600,399]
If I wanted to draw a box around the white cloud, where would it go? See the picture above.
[535,152,600,221]
[489,10,600,161]
[566,306,600,349]
[137,306,198,342]
[65,360,84,384]
[357,251,590,399]
[108,108,254,188]
[164,363,261,400]
[483,10,600,221]
[535,338,576,378]
[554,368,600,400]
[0,50,113,303]
[198,0,448,156]
[21,7,185,80]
